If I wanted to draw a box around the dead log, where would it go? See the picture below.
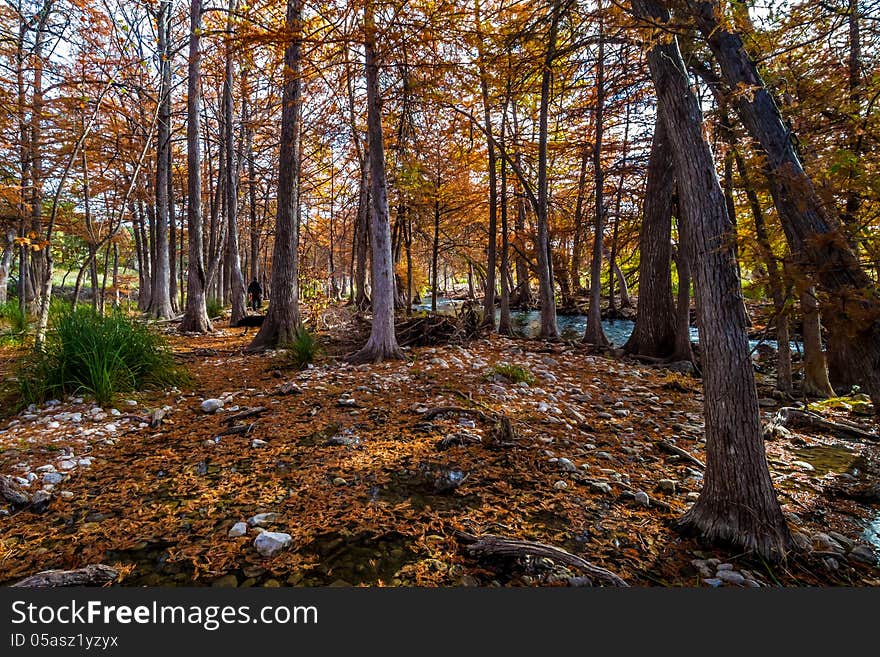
[655,439,705,469]
[772,407,878,442]
[222,407,268,425]
[457,532,628,587]
[12,564,119,588]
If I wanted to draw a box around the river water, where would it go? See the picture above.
[414,298,802,352]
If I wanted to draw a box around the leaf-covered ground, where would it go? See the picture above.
[1,310,879,587]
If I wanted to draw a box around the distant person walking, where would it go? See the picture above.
[247,278,263,312]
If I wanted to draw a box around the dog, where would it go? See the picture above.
[234,314,265,335]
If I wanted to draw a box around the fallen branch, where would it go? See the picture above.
[215,423,256,438]
[655,439,705,469]
[457,532,628,587]
[12,564,119,588]
[222,407,268,425]
[772,407,878,442]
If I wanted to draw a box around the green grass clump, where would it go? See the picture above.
[206,298,225,319]
[489,362,534,385]
[17,307,187,406]
[283,328,323,370]
[0,300,29,336]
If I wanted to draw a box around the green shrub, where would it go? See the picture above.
[206,298,225,319]
[488,362,534,385]
[284,328,323,370]
[17,307,186,406]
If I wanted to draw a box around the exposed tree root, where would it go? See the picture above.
[656,439,705,469]
[675,502,793,562]
[457,532,629,587]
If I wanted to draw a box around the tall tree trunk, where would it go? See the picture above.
[475,0,497,329]
[498,136,512,336]
[354,159,370,310]
[244,70,260,285]
[180,0,212,333]
[246,0,303,350]
[799,286,835,398]
[535,1,562,339]
[828,0,864,392]
[688,0,880,412]
[224,0,247,325]
[584,9,609,346]
[623,114,676,357]
[431,165,441,313]
[608,97,632,312]
[671,235,695,365]
[29,25,45,311]
[633,0,790,559]
[148,3,174,319]
[168,142,178,313]
[570,146,588,294]
[349,2,403,362]
[735,147,792,393]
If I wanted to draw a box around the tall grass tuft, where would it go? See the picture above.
[18,307,186,406]
[284,328,323,370]
[206,298,225,319]
[0,300,28,332]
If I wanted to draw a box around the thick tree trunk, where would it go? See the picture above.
[623,114,676,358]
[247,0,303,350]
[180,0,212,334]
[535,1,562,339]
[349,2,403,362]
[634,0,790,559]
[688,0,880,412]
[148,4,174,319]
